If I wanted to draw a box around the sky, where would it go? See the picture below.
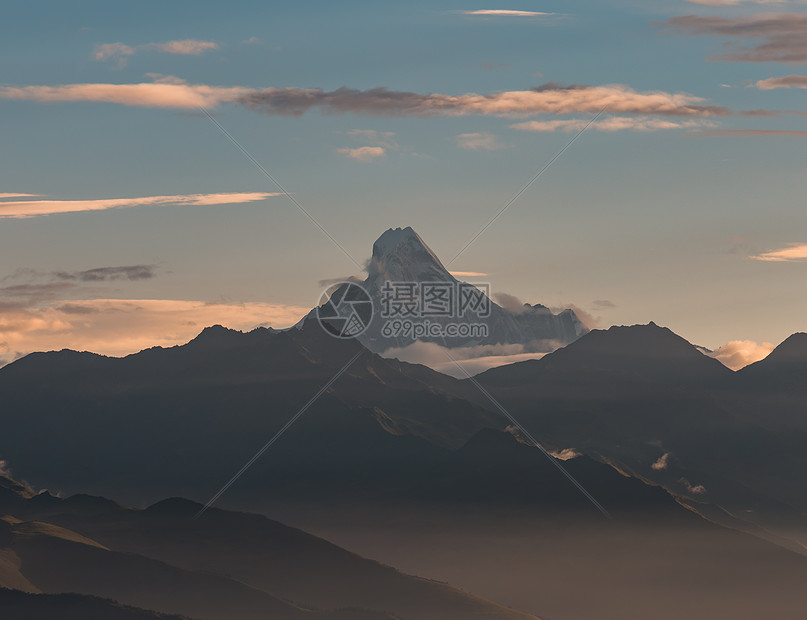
[1,0,806,369]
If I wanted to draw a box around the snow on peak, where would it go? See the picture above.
[368,227,453,283]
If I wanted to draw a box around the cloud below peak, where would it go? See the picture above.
[704,340,775,370]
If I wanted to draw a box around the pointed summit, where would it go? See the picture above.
[368,227,454,284]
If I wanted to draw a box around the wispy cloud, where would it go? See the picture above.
[93,42,136,62]
[755,74,807,89]
[686,0,804,5]
[456,132,504,150]
[461,9,555,17]
[152,40,219,55]
[750,242,807,261]
[52,265,156,282]
[335,146,387,162]
[0,193,38,198]
[0,80,729,119]
[94,39,219,67]
[661,13,807,63]
[344,129,398,148]
[0,192,277,219]
[690,129,807,136]
[449,270,489,277]
[511,116,715,132]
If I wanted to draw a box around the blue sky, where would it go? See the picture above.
[1,0,806,366]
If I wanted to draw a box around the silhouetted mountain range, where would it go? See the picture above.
[0,473,537,620]
[2,227,807,619]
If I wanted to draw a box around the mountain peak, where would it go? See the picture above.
[763,332,807,364]
[476,322,731,387]
[368,226,454,283]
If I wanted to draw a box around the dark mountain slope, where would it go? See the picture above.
[0,588,191,620]
[737,332,807,392]
[475,323,807,532]
[0,474,538,620]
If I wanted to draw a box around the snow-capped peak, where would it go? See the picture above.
[368,227,454,283]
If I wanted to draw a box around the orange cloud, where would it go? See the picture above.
[0,82,251,109]
[751,242,807,261]
[449,271,489,277]
[704,340,775,370]
[0,299,309,364]
[0,192,278,219]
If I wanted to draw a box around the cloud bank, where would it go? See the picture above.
[0,80,729,119]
